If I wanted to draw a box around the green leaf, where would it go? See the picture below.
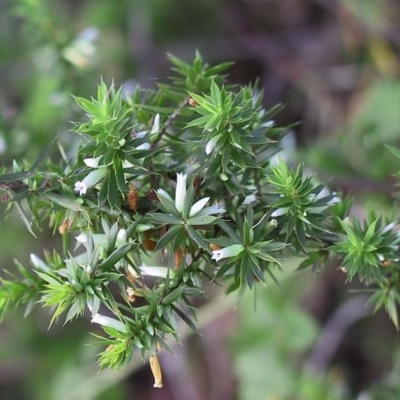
[364,220,377,242]
[171,304,198,332]
[156,190,179,216]
[186,226,208,249]
[182,177,195,220]
[107,169,120,208]
[210,80,222,106]
[99,243,137,271]
[151,213,182,225]
[73,96,100,116]
[155,225,184,251]
[39,193,83,211]
[114,158,126,195]
[106,222,119,254]
[161,287,183,305]
[186,215,217,225]
[386,145,400,161]
[14,202,36,237]
[386,294,399,329]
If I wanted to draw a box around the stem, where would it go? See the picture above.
[151,97,190,145]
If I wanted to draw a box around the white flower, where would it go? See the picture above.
[136,142,151,151]
[195,203,225,216]
[116,229,126,245]
[85,265,93,275]
[189,197,210,217]
[211,244,244,261]
[175,173,187,212]
[157,173,223,218]
[30,254,49,271]
[130,130,151,150]
[205,135,220,155]
[269,219,278,227]
[243,194,257,205]
[74,167,107,196]
[74,181,88,196]
[382,222,395,234]
[308,188,340,214]
[75,233,87,244]
[83,156,101,168]
[75,233,107,246]
[91,313,128,333]
[139,265,172,278]
[151,113,160,134]
[136,131,147,139]
[264,120,275,128]
[271,208,288,217]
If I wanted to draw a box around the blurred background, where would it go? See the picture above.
[1,0,400,399]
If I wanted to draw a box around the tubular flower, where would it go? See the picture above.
[205,135,220,155]
[83,156,101,168]
[211,244,244,261]
[157,173,224,217]
[74,167,107,196]
[175,173,187,212]
[189,197,210,217]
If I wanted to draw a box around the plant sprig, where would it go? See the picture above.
[2,53,400,383]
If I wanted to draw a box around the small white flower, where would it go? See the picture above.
[189,197,210,217]
[139,265,171,278]
[382,222,395,234]
[130,130,150,150]
[74,167,107,196]
[151,113,160,134]
[211,244,244,261]
[308,189,341,214]
[30,254,49,271]
[85,265,93,275]
[264,120,275,128]
[74,181,88,196]
[83,156,101,168]
[116,229,127,245]
[157,173,223,218]
[136,131,147,139]
[243,194,257,205]
[91,313,128,333]
[75,233,87,244]
[205,135,220,155]
[75,233,106,246]
[269,219,278,227]
[329,196,340,205]
[175,173,187,212]
[136,143,151,151]
[196,203,225,216]
[271,208,288,217]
